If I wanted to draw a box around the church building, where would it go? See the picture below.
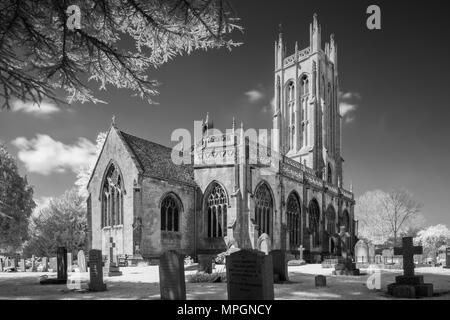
[87,15,356,263]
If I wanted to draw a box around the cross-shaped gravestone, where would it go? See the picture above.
[109,237,116,266]
[298,245,305,261]
[394,237,422,277]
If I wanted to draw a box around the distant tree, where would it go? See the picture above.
[0,143,35,253]
[75,131,107,197]
[355,190,391,245]
[0,0,242,109]
[382,189,423,246]
[23,188,86,257]
[414,224,450,261]
[355,189,423,246]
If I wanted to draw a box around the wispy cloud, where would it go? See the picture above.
[11,134,97,175]
[339,91,361,123]
[245,89,265,103]
[11,100,61,117]
[261,96,275,114]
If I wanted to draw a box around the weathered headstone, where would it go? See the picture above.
[40,247,68,284]
[0,258,3,272]
[387,237,433,298]
[67,252,73,273]
[77,250,87,272]
[382,248,394,264]
[31,255,37,272]
[19,259,26,272]
[375,254,382,264]
[444,247,450,269]
[270,250,288,282]
[355,240,369,263]
[298,245,305,262]
[257,233,271,255]
[88,249,106,292]
[332,226,360,276]
[41,257,48,272]
[315,275,327,287]
[10,258,16,269]
[368,243,376,264]
[226,249,274,300]
[197,254,213,274]
[107,237,122,276]
[49,257,57,271]
[159,250,186,300]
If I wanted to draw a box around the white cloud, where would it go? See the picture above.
[245,90,265,103]
[11,100,60,117]
[339,91,361,123]
[339,102,357,117]
[11,134,97,175]
[261,96,275,114]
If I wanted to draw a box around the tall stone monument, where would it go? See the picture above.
[387,237,433,298]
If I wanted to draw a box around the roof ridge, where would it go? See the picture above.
[120,130,173,152]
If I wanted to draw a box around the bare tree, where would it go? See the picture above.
[382,189,423,246]
[0,0,242,109]
[355,189,423,246]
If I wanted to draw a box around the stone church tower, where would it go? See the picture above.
[87,14,356,264]
[273,14,343,187]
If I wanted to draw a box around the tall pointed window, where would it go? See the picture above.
[255,183,273,236]
[287,82,295,150]
[327,163,332,184]
[340,210,350,232]
[161,194,180,232]
[206,183,228,238]
[300,75,309,97]
[308,199,321,247]
[326,205,336,235]
[101,163,124,228]
[287,193,301,249]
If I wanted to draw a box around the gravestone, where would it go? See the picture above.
[315,275,326,287]
[159,250,186,300]
[88,249,107,292]
[10,258,16,269]
[0,258,3,272]
[226,249,274,300]
[270,250,288,282]
[355,240,369,263]
[197,254,213,274]
[387,237,433,298]
[49,257,57,271]
[41,257,48,272]
[19,259,26,272]
[375,254,382,264]
[298,245,305,261]
[332,226,360,276]
[368,243,376,264]
[257,233,271,255]
[31,255,37,272]
[445,247,450,269]
[78,250,87,272]
[382,249,394,264]
[107,237,122,276]
[67,252,73,273]
[40,247,68,284]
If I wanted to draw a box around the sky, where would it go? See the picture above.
[1,0,450,226]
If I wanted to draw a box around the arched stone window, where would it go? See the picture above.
[308,199,321,247]
[300,75,309,97]
[327,163,333,184]
[287,193,301,249]
[160,194,181,232]
[255,183,273,236]
[326,205,336,235]
[205,183,228,238]
[101,163,124,228]
[287,81,295,150]
[340,209,350,232]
